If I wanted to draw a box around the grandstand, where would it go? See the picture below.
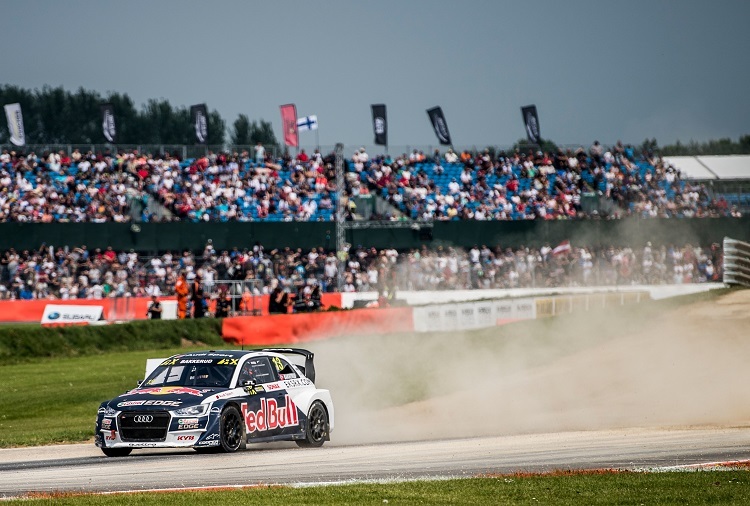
[2,144,748,225]
[1,142,749,306]
[664,155,750,211]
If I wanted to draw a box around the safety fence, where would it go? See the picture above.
[223,291,651,346]
[0,293,343,323]
[723,237,750,287]
[534,291,648,318]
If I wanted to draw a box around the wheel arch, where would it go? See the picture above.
[291,389,334,433]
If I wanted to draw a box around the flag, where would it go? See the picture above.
[100,103,116,143]
[280,104,298,147]
[371,104,387,146]
[521,105,541,144]
[552,240,571,256]
[296,115,318,131]
[3,103,25,146]
[190,104,208,144]
[426,106,452,146]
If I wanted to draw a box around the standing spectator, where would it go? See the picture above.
[191,274,205,318]
[254,142,266,165]
[175,272,189,318]
[146,295,162,319]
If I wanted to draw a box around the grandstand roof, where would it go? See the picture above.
[665,155,750,180]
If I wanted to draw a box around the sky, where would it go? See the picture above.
[2,0,749,151]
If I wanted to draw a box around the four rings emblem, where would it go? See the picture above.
[133,415,153,423]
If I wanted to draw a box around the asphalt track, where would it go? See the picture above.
[1,427,749,498]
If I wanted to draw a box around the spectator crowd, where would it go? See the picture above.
[0,141,741,224]
[0,241,723,301]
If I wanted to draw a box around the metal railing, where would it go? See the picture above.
[205,279,265,317]
[534,291,649,318]
[723,237,750,287]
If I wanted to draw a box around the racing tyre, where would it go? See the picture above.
[101,447,132,457]
[296,401,329,448]
[219,406,246,453]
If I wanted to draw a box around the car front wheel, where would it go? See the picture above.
[296,401,329,448]
[219,406,245,453]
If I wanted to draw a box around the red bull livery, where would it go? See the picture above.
[94,349,334,457]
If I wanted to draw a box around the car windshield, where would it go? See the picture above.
[143,356,238,388]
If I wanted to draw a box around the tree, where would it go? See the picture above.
[231,114,251,145]
[639,138,659,156]
[206,110,225,146]
[248,119,279,150]
[512,137,558,154]
[105,92,139,144]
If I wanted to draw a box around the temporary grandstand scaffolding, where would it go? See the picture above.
[723,237,750,287]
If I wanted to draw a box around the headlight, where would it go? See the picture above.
[172,404,210,416]
[100,406,117,417]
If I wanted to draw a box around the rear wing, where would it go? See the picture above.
[262,348,316,383]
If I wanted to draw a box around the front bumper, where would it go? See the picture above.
[95,411,220,449]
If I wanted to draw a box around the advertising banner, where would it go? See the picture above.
[521,104,541,144]
[101,103,116,143]
[3,103,25,146]
[190,103,208,144]
[280,104,298,147]
[41,304,105,325]
[371,104,387,146]
[426,106,452,146]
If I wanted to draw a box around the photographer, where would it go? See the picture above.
[268,285,290,314]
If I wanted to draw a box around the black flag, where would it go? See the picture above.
[426,106,452,146]
[371,104,387,147]
[521,105,541,145]
[100,103,116,143]
[190,104,209,144]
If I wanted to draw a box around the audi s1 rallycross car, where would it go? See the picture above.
[94,348,334,457]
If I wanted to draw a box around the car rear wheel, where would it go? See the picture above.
[219,406,245,453]
[296,401,329,448]
[101,447,132,457]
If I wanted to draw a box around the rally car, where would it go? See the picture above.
[94,348,333,457]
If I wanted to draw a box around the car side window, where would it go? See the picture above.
[238,357,276,385]
[274,358,299,380]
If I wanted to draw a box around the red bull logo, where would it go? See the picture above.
[241,395,299,433]
[126,386,205,397]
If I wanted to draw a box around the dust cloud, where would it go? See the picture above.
[307,289,750,445]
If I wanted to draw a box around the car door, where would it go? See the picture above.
[237,356,287,440]
[269,356,309,437]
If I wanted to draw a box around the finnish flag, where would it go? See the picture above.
[296,115,318,131]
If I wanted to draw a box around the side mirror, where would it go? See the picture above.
[136,379,144,387]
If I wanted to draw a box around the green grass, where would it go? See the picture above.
[0,318,225,365]
[0,345,208,447]
[6,472,750,505]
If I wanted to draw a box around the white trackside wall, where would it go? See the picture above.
[340,284,723,310]
[380,284,724,334]
[412,298,536,332]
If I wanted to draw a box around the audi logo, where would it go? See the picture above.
[133,415,153,423]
